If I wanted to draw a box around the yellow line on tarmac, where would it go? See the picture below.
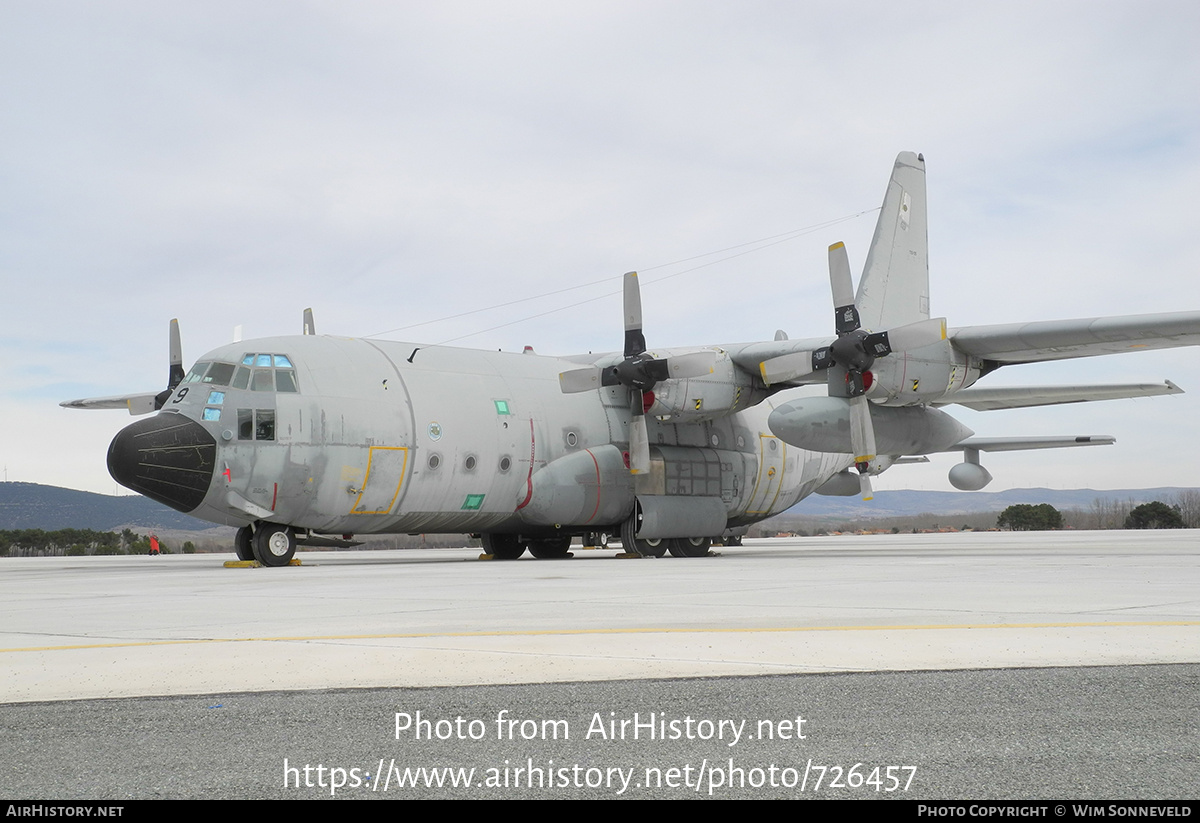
[4,620,1198,653]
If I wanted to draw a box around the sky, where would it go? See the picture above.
[2,1,1198,496]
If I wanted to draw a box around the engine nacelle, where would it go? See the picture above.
[647,348,764,423]
[865,340,984,406]
[767,396,973,455]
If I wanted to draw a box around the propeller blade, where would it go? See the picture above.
[303,308,316,335]
[623,271,646,357]
[628,412,651,474]
[858,472,874,501]
[760,350,817,386]
[155,319,186,411]
[167,319,184,390]
[559,367,602,393]
[846,369,866,396]
[865,317,946,356]
[665,350,717,379]
[849,395,877,471]
[641,349,719,383]
[849,396,876,501]
[829,242,859,334]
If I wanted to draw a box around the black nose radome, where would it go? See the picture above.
[107,413,216,513]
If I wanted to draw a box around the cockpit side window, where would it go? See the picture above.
[238,409,253,440]
[237,408,275,440]
[203,362,236,386]
[255,410,275,441]
[251,369,274,391]
[183,362,212,383]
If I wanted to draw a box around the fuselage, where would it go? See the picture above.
[106,335,851,538]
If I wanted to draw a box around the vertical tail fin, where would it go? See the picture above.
[855,152,929,331]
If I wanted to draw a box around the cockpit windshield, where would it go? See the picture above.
[184,355,299,393]
[240,353,299,393]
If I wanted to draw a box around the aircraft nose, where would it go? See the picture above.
[107,413,217,513]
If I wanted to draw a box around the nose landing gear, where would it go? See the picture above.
[234,522,297,566]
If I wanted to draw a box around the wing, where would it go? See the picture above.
[935,380,1183,411]
[949,311,1200,364]
[937,435,1115,453]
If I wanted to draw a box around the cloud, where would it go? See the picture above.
[2,1,1197,493]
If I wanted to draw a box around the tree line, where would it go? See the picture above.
[0,528,195,557]
[998,498,1191,531]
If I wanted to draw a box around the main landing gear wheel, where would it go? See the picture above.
[481,533,525,560]
[251,522,296,566]
[234,526,255,561]
[527,536,572,559]
[668,536,711,558]
[620,516,667,557]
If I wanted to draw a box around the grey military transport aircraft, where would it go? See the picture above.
[64,152,1200,566]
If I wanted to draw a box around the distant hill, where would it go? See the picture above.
[787,487,1195,520]
[0,482,213,531]
[2,481,1194,533]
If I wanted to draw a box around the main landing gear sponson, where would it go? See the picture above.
[619,516,669,557]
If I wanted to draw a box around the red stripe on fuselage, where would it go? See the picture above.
[515,419,536,511]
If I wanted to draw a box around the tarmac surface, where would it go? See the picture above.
[3,530,1198,799]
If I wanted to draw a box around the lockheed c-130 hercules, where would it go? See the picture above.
[64,152,1200,566]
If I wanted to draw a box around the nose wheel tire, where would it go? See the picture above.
[668,536,711,558]
[252,523,296,566]
[234,526,255,562]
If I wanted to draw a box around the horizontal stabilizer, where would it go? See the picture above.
[939,380,1183,411]
[950,311,1200,364]
[60,393,158,415]
[938,435,1115,453]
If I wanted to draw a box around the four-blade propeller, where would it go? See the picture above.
[558,272,716,474]
[760,243,946,499]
